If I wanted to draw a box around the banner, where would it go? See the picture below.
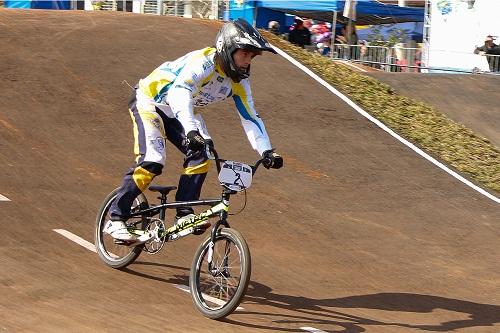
[343,0,357,20]
[428,0,500,72]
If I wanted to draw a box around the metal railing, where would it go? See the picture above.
[330,43,500,74]
[93,1,117,11]
[475,53,500,73]
[91,0,227,19]
[162,0,185,16]
[332,44,422,73]
[143,0,160,14]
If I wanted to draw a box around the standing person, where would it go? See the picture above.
[335,25,357,45]
[268,20,280,35]
[318,38,332,57]
[288,17,311,48]
[104,19,284,243]
[474,35,500,72]
[349,25,359,46]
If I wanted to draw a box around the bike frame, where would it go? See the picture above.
[97,145,268,318]
[126,146,263,242]
[127,187,236,241]
[122,146,264,271]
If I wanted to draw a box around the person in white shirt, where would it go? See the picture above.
[104,19,283,243]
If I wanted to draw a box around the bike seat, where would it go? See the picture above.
[149,185,177,195]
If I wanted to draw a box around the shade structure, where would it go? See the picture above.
[256,0,424,24]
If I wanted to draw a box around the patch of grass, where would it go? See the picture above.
[264,32,500,193]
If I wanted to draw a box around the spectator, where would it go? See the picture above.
[317,38,332,57]
[336,25,358,46]
[349,25,359,46]
[474,35,500,72]
[303,19,312,31]
[288,17,311,48]
[414,49,422,72]
[268,20,280,35]
[335,26,348,45]
[310,24,323,44]
[321,38,332,57]
[335,26,356,59]
[359,40,368,65]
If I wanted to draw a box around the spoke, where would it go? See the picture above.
[196,235,246,310]
[222,274,239,288]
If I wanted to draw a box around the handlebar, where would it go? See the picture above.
[205,145,264,175]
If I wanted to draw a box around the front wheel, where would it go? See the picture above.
[95,187,148,269]
[189,228,251,319]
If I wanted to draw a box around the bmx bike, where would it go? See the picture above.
[95,146,267,319]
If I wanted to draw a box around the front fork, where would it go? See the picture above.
[207,196,231,274]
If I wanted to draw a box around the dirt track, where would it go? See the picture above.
[0,9,499,333]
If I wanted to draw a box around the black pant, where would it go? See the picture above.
[110,93,210,220]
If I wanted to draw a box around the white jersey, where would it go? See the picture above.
[136,47,272,155]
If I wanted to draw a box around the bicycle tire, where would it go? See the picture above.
[95,187,148,269]
[189,228,251,319]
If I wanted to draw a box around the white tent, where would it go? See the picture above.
[427,0,500,72]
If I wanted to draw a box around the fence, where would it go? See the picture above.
[332,44,423,73]
[481,53,500,73]
[91,0,228,20]
[331,43,500,74]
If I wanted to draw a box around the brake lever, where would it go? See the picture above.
[252,159,265,175]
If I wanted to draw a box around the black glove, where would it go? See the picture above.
[262,150,283,169]
[186,130,206,152]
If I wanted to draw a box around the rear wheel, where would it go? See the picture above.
[95,188,148,269]
[189,228,251,319]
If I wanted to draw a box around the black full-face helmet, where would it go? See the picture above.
[215,18,277,82]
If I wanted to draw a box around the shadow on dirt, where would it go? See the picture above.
[120,261,190,286]
[224,281,500,332]
[119,263,499,332]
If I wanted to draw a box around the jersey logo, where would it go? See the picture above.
[219,87,229,95]
[149,118,162,129]
[151,137,165,151]
[202,61,214,71]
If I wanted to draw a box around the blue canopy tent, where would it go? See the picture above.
[5,0,31,8]
[256,0,424,25]
[5,1,72,9]
[357,22,424,43]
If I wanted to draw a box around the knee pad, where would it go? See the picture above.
[131,162,163,192]
[140,161,164,175]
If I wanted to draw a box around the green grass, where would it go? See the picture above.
[263,32,500,193]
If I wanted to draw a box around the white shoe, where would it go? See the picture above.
[104,220,140,241]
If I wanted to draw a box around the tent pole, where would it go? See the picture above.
[331,11,337,58]
[347,18,353,45]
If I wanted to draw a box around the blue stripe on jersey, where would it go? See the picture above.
[154,64,185,101]
[160,66,183,76]
[154,82,173,102]
[233,95,263,134]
